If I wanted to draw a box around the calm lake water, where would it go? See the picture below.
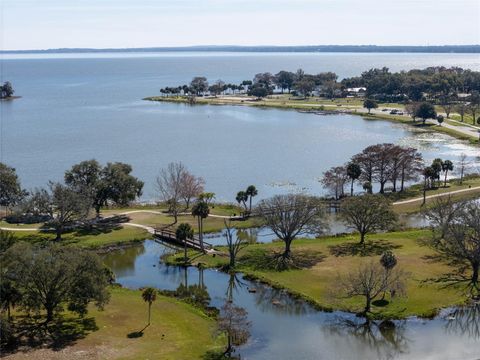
[103,240,480,360]
[1,52,479,202]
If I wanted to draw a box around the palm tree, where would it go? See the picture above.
[191,201,209,251]
[442,160,454,187]
[245,185,258,212]
[142,287,157,326]
[346,163,361,196]
[176,223,194,264]
[236,191,248,210]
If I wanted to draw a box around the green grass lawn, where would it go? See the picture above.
[11,226,150,249]
[101,203,260,234]
[5,287,223,360]
[168,229,470,319]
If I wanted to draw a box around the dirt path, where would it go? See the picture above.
[393,186,480,205]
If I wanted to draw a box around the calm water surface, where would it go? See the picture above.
[103,240,480,360]
[1,52,479,202]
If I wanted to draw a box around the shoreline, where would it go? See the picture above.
[144,95,479,144]
[152,236,472,320]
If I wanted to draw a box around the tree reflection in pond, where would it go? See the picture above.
[323,317,409,360]
[101,244,146,278]
[445,304,480,339]
[251,283,312,315]
[226,273,247,303]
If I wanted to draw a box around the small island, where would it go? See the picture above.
[0,81,19,100]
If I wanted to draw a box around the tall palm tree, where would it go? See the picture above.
[245,185,258,212]
[142,287,157,326]
[191,201,209,251]
[176,223,194,264]
[346,163,361,196]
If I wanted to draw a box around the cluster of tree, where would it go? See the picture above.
[159,70,338,99]
[425,198,480,293]
[159,68,480,121]
[342,66,480,101]
[422,158,454,192]
[0,81,14,99]
[321,144,424,198]
[2,160,143,240]
[235,185,258,212]
[0,241,110,325]
[160,78,246,97]
[155,162,207,223]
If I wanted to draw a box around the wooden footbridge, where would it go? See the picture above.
[153,228,214,252]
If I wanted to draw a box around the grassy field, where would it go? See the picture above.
[167,229,470,319]
[1,203,259,250]
[4,287,223,360]
[11,226,150,249]
[390,175,480,213]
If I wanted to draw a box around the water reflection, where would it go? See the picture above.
[252,286,311,316]
[226,273,246,303]
[105,240,480,359]
[323,318,409,360]
[445,304,480,339]
[204,213,431,247]
[102,245,145,277]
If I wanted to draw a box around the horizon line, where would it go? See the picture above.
[2,44,480,54]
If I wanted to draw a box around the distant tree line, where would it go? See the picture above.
[159,67,480,124]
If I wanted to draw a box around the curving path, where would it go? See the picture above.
[393,185,480,205]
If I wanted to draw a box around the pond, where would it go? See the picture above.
[103,240,480,360]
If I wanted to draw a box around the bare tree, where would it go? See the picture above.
[340,261,406,316]
[397,147,423,192]
[321,166,349,199]
[156,162,185,223]
[352,147,377,193]
[455,102,468,122]
[257,194,325,261]
[180,172,204,210]
[372,143,397,194]
[457,153,469,185]
[340,195,397,245]
[224,220,249,269]
[156,162,203,223]
[429,200,480,292]
[423,196,463,239]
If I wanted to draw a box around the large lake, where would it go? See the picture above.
[1,52,479,201]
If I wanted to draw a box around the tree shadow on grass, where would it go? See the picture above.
[421,254,479,295]
[127,324,150,339]
[3,315,98,354]
[238,248,326,271]
[73,215,129,236]
[329,240,402,257]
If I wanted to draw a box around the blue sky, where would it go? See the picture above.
[2,0,479,50]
